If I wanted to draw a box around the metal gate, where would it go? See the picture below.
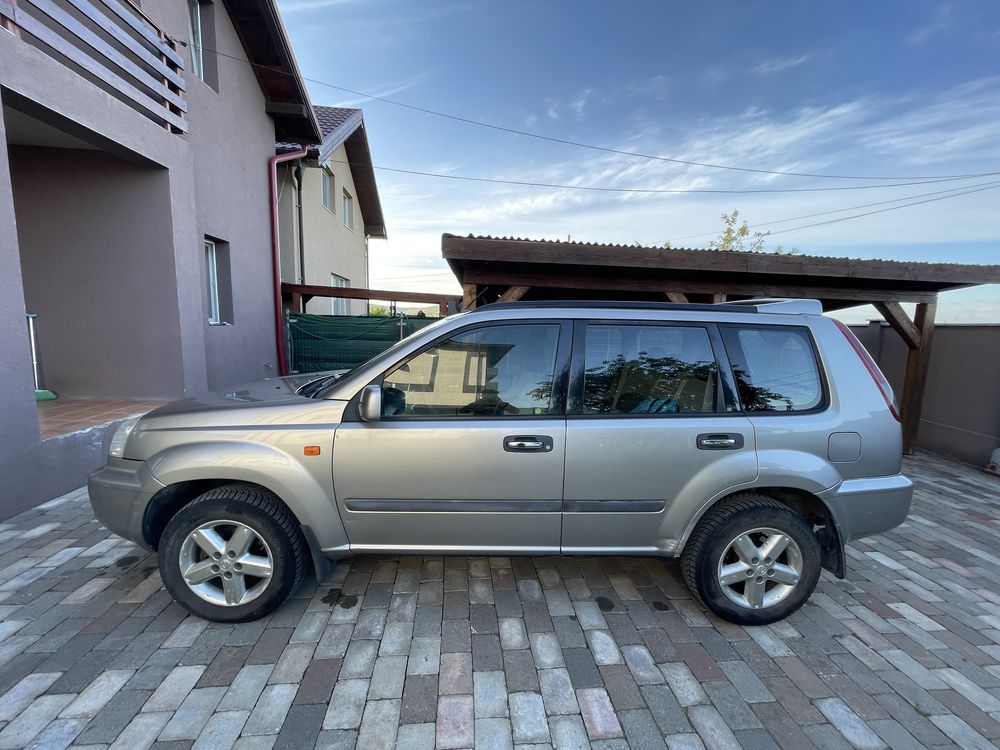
[286,313,437,374]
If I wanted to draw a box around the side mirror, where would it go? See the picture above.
[359,384,382,422]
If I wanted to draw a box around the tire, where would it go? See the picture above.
[681,493,821,626]
[158,484,308,623]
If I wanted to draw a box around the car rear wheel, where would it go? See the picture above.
[681,493,821,625]
[158,484,307,623]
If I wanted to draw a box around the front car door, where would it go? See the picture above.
[562,318,757,554]
[332,319,571,553]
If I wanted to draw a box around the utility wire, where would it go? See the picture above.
[325,158,988,195]
[665,178,1000,244]
[769,181,1000,236]
[191,42,1000,182]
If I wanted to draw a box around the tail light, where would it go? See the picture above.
[832,318,901,422]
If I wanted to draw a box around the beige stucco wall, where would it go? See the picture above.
[277,143,369,315]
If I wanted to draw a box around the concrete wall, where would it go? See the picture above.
[277,142,369,315]
[0,0,285,516]
[145,0,282,390]
[10,147,185,400]
[0,28,202,517]
[851,322,1000,467]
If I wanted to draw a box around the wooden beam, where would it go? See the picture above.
[461,269,937,305]
[281,283,459,307]
[665,292,689,303]
[441,234,1000,285]
[497,285,530,303]
[462,283,477,311]
[900,299,937,454]
[873,302,920,350]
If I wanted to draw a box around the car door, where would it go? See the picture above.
[332,319,571,553]
[561,320,757,554]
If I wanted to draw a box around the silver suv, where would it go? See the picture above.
[89,299,912,625]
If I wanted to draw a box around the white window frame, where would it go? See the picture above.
[321,167,335,212]
[342,188,353,230]
[188,0,204,81]
[205,239,220,324]
[331,273,350,316]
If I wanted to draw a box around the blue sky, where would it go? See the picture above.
[276,0,1000,322]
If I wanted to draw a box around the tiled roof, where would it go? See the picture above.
[314,106,361,139]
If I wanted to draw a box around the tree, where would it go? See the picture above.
[368,304,391,317]
[708,210,797,255]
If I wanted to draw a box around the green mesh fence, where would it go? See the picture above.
[287,313,438,374]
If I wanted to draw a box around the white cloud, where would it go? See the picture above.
[750,54,812,76]
[366,76,1000,319]
[320,69,436,108]
[907,3,952,45]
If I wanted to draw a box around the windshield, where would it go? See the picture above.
[312,314,459,400]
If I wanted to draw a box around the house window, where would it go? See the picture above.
[205,237,233,324]
[205,239,220,323]
[342,189,354,230]
[188,0,204,80]
[331,274,350,316]
[321,168,335,212]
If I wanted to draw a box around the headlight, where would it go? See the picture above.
[109,417,141,458]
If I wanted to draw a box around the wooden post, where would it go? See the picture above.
[462,283,477,311]
[711,292,727,304]
[497,285,530,303]
[438,301,449,317]
[666,292,689,303]
[899,299,937,454]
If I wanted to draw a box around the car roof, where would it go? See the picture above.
[466,298,822,316]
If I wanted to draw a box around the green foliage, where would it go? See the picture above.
[708,210,798,255]
[368,304,391,317]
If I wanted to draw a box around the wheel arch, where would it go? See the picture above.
[678,485,845,578]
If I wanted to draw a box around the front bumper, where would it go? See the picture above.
[818,473,913,543]
[88,457,165,550]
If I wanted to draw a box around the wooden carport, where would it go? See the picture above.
[442,234,1000,454]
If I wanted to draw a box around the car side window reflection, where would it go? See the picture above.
[580,324,719,414]
[382,324,560,417]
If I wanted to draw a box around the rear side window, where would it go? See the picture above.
[720,326,824,413]
[579,324,719,415]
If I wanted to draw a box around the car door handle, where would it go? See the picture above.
[697,433,745,450]
[503,435,554,452]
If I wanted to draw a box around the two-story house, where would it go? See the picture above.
[276,105,386,315]
[0,0,321,515]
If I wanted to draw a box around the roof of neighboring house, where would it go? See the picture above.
[442,234,1000,311]
[278,106,386,239]
[221,0,321,143]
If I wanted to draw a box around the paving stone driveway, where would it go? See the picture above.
[1,453,999,749]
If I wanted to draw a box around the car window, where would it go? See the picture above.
[382,324,560,417]
[721,326,823,412]
[580,324,719,415]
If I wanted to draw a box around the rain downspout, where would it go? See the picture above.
[294,164,306,287]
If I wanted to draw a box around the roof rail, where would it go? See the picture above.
[718,298,823,315]
[467,298,823,315]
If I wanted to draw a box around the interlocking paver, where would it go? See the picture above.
[0,454,998,747]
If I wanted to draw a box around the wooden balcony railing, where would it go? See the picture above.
[1,0,187,132]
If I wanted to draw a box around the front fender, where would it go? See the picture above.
[146,439,349,552]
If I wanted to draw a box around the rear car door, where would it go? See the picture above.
[561,320,757,553]
[332,319,571,553]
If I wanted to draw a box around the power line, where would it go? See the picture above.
[326,158,988,195]
[192,42,1000,183]
[665,179,1000,244]
[769,181,1000,236]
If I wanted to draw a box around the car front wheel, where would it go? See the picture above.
[681,493,821,626]
[158,484,308,623]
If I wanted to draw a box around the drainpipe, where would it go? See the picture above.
[269,147,307,376]
[294,165,306,286]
